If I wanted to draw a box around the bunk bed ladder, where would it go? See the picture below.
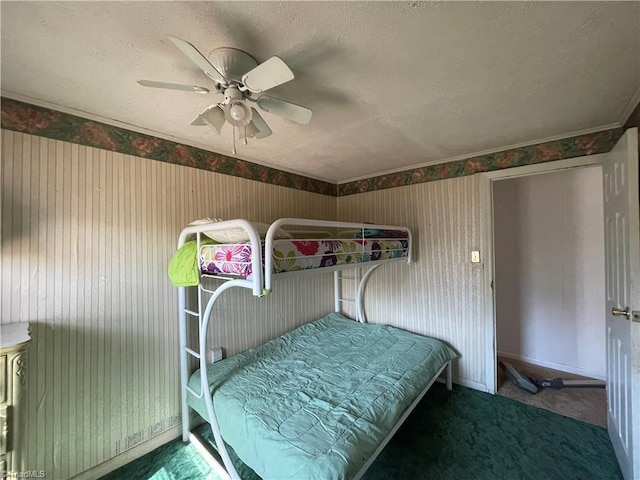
[179,284,203,442]
[334,269,362,320]
[179,279,244,480]
[178,285,193,442]
[179,279,214,440]
[183,286,207,398]
[182,278,236,398]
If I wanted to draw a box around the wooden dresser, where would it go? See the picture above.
[0,323,31,477]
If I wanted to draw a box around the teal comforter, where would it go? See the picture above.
[188,313,457,480]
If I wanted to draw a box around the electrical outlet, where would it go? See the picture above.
[471,250,481,263]
[210,347,223,363]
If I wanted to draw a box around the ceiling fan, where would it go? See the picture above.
[138,36,312,153]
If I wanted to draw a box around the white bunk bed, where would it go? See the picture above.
[175,218,456,480]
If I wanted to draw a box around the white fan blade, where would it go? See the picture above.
[198,105,226,134]
[167,36,226,83]
[241,56,294,93]
[249,108,272,139]
[191,116,207,126]
[138,80,209,94]
[256,96,312,125]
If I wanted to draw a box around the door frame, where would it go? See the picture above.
[480,154,607,394]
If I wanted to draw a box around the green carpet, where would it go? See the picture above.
[100,384,621,480]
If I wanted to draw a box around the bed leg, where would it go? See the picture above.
[446,361,453,390]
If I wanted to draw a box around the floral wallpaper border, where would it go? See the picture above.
[338,127,624,196]
[0,97,338,196]
[1,97,630,198]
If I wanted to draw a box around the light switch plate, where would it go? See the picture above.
[471,251,480,263]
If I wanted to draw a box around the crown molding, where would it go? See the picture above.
[620,84,640,126]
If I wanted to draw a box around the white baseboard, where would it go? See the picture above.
[454,377,491,392]
[71,426,182,480]
[436,374,489,393]
[498,351,606,381]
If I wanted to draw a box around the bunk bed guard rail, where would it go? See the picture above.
[264,218,413,293]
[177,219,264,296]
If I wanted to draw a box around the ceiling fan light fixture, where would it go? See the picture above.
[240,121,260,140]
[229,103,246,121]
[224,100,252,127]
[138,36,309,153]
[199,105,226,134]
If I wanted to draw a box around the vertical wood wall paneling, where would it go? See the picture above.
[0,130,335,478]
[337,175,485,387]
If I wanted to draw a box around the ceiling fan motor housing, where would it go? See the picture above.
[223,86,243,102]
[208,47,259,88]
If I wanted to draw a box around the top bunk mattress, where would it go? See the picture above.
[199,237,409,277]
[187,312,457,480]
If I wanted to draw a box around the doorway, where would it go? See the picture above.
[479,154,607,394]
[492,166,607,426]
[481,130,639,479]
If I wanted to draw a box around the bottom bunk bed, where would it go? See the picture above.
[187,312,457,480]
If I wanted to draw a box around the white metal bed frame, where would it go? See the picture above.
[176,218,452,480]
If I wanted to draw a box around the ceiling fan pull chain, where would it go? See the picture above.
[243,126,248,145]
[232,126,237,154]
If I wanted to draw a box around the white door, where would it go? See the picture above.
[603,127,639,480]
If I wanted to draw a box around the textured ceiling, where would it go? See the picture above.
[1,1,639,182]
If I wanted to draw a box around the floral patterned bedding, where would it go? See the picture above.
[199,238,409,277]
